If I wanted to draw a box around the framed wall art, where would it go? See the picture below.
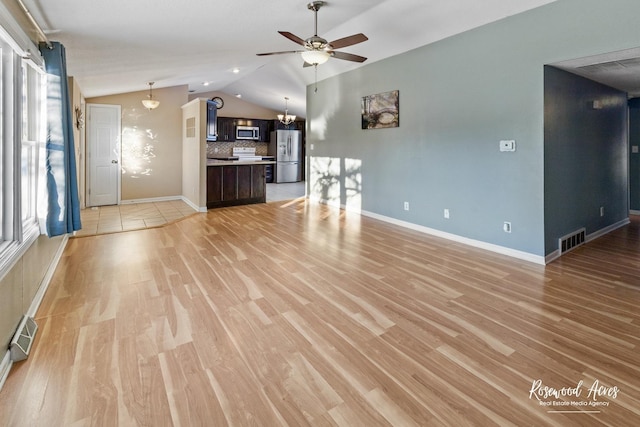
[361,90,399,129]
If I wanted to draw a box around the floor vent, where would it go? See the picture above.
[10,316,38,362]
[559,228,586,254]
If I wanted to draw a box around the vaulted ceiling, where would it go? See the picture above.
[23,0,568,116]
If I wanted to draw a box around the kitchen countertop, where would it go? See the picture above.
[207,159,276,166]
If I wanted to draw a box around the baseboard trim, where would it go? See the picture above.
[586,218,630,243]
[120,195,183,205]
[180,196,207,213]
[0,234,69,392]
[545,249,561,264]
[629,210,640,216]
[309,196,546,265]
[27,235,69,318]
[546,218,630,264]
[0,351,11,391]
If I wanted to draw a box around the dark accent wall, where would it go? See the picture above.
[628,98,640,211]
[544,66,628,254]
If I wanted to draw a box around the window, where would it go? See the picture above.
[0,28,45,273]
[21,61,44,228]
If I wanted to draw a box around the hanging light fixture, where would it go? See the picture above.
[141,82,160,110]
[277,97,296,126]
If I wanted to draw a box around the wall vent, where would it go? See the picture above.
[559,228,586,254]
[10,316,38,362]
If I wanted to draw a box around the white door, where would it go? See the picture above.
[87,104,121,206]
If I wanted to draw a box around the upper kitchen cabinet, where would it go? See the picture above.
[216,117,274,142]
[206,101,217,141]
[217,117,235,141]
[258,120,273,142]
[274,120,305,132]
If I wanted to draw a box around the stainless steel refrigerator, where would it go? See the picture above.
[270,130,302,183]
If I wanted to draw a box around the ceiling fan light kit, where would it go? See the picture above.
[257,0,368,67]
[301,50,330,65]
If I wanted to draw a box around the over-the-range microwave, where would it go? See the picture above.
[236,125,260,140]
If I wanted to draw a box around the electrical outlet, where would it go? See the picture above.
[503,222,512,233]
[444,208,450,219]
[404,201,409,211]
[600,206,604,217]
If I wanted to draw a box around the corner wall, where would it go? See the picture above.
[87,85,188,201]
[181,99,207,209]
[306,0,640,259]
[68,77,85,208]
[629,98,640,212]
[544,66,628,255]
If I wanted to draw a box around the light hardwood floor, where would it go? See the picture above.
[0,200,639,426]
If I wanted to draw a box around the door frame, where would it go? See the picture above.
[86,103,122,207]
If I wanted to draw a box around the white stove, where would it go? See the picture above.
[233,147,263,161]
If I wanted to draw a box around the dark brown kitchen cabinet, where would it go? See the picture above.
[237,166,252,199]
[258,120,272,142]
[206,101,217,141]
[222,166,238,200]
[207,164,266,209]
[251,166,265,199]
[274,119,305,132]
[217,117,235,141]
[216,117,273,142]
[207,166,223,203]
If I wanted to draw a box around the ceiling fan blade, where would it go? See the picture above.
[331,51,367,63]
[329,33,368,49]
[278,31,306,46]
[257,50,303,56]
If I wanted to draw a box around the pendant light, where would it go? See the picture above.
[142,82,160,110]
[277,97,296,126]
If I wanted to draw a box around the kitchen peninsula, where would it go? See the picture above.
[181,97,284,212]
[206,157,274,208]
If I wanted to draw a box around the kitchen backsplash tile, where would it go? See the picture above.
[207,141,269,157]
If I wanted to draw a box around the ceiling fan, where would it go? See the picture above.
[257,1,368,67]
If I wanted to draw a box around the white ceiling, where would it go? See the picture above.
[25,0,559,117]
[552,47,640,97]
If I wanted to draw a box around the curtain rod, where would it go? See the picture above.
[15,0,52,49]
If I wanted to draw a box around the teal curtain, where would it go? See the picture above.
[39,42,81,236]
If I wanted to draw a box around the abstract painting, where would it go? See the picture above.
[361,90,399,129]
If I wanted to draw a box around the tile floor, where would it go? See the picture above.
[77,182,307,237]
[76,200,197,237]
[266,181,305,202]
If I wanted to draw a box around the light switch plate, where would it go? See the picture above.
[499,140,516,152]
[633,145,639,154]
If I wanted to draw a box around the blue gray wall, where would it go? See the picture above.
[629,98,640,211]
[544,66,628,254]
[306,0,640,259]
